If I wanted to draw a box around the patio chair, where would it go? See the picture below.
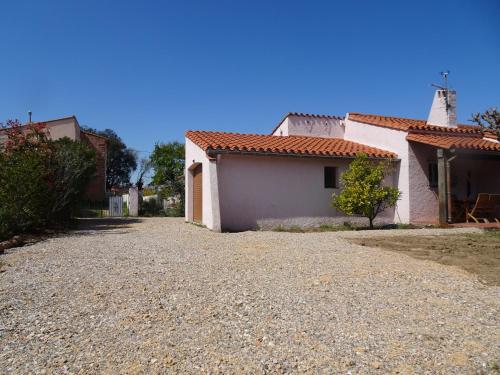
[491,194,500,219]
[466,193,500,223]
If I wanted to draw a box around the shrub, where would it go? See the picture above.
[0,122,96,240]
[140,197,163,217]
[332,153,400,229]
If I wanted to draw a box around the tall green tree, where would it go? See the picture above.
[470,107,500,138]
[150,141,185,209]
[50,138,97,219]
[83,127,137,189]
[332,153,400,229]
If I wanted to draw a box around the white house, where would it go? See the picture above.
[185,89,500,231]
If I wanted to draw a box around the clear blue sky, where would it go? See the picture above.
[1,0,499,159]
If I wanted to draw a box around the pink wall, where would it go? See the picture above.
[408,143,439,223]
[216,154,395,231]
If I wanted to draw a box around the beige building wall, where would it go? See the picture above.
[272,114,344,138]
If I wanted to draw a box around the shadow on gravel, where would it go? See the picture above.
[75,218,142,234]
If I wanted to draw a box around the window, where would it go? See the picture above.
[428,162,438,188]
[324,166,337,188]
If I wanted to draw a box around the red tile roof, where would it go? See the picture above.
[348,113,482,134]
[406,133,500,151]
[349,112,500,152]
[186,131,396,159]
[348,113,425,130]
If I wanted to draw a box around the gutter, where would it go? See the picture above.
[206,149,399,161]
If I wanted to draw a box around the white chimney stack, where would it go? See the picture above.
[427,89,457,128]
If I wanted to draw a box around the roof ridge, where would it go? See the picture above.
[287,112,344,119]
[27,115,77,125]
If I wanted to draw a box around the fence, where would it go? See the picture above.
[109,196,124,217]
[78,191,182,218]
[77,200,109,218]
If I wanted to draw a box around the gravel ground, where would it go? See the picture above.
[0,218,498,374]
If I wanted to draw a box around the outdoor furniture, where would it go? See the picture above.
[466,193,500,223]
[452,197,472,223]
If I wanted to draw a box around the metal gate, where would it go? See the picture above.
[109,196,124,217]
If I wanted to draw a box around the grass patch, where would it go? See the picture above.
[271,222,432,233]
[272,223,355,233]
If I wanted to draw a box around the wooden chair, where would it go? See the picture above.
[466,193,500,223]
[491,194,500,221]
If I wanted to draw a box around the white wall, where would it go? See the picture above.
[344,116,410,223]
[427,90,457,127]
[185,138,221,231]
[272,118,290,136]
[272,115,344,138]
[216,154,395,231]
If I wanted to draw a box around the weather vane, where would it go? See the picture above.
[440,70,450,90]
[431,70,451,91]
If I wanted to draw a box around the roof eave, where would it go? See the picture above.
[206,148,398,161]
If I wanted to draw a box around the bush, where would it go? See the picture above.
[140,197,163,217]
[332,153,400,229]
[0,122,96,240]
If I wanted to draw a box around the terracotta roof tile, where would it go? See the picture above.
[348,113,482,134]
[286,112,343,120]
[406,133,500,152]
[186,131,396,159]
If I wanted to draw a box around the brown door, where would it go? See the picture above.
[192,164,203,223]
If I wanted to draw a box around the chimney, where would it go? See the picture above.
[28,111,32,124]
[427,89,457,127]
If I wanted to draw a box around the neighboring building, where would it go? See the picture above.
[185,89,500,231]
[0,116,108,201]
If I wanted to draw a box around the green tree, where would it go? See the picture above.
[150,141,185,212]
[332,153,400,229]
[82,127,137,189]
[470,107,500,138]
[50,138,96,221]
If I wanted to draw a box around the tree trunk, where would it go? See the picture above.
[369,217,374,229]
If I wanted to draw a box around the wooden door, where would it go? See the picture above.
[192,164,203,223]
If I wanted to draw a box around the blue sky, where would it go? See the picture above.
[1,0,499,161]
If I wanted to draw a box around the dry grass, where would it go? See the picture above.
[349,230,500,285]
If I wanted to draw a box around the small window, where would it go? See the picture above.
[428,162,438,188]
[324,166,338,188]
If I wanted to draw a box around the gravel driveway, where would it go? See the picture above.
[1,218,498,374]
